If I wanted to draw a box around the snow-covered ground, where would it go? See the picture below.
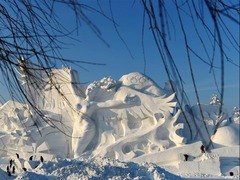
[0,66,239,179]
[1,157,184,179]
[0,156,239,179]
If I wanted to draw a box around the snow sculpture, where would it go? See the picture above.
[72,75,184,160]
[0,101,35,156]
[72,79,141,158]
[177,94,239,148]
[0,61,184,161]
[209,94,222,105]
[212,106,240,147]
[180,103,229,146]
[68,72,184,160]
[231,107,240,123]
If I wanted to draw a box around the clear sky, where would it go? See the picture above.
[0,1,239,113]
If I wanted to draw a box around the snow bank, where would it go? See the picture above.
[10,157,183,179]
[212,124,240,147]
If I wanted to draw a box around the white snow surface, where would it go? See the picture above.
[0,156,239,179]
[0,65,239,179]
[5,157,182,180]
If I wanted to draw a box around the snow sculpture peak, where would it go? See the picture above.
[1,62,184,162]
[209,94,222,105]
[231,107,240,123]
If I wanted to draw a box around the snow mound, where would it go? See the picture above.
[212,125,240,147]
[15,157,183,179]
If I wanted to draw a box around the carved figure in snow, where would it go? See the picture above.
[14,61,184,160]
[72,78,141,158]
[71,73,182,159]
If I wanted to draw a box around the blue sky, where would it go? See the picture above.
[0,0,239,113]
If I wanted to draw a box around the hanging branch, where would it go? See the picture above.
[204,0,225,149]
[175,0,212,147]
[0,0,109,136]
[141,0,193,139]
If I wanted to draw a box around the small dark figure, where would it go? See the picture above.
[40,156,44,163]
[183,154,189,161]
[9,159,13,168]
[7,166,11,176]
[22,167,27,171]
[12,166,15,174]
[29,155,33,161]
[16,153,20,159]
[230,172,234,176]
[200,145,205,154]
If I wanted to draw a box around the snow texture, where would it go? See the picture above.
[0,64,239,179]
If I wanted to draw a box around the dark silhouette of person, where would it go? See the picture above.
[29,155,34,161]
[40,156,44,163]
[12,166,15,174]
[184,154,189,161]
[9,159,13,168]
[22,167,27,171]
[7,166,11,176]
[200,145,206,153]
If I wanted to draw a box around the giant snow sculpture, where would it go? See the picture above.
[0,60,184,161]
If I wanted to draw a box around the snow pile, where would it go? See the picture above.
[213,125,239,147]
[12,157,183,179]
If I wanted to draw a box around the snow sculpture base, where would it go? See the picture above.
[179,154,221,176]
[91,109,183,161]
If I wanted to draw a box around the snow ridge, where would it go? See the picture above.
[15,157,183,179]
